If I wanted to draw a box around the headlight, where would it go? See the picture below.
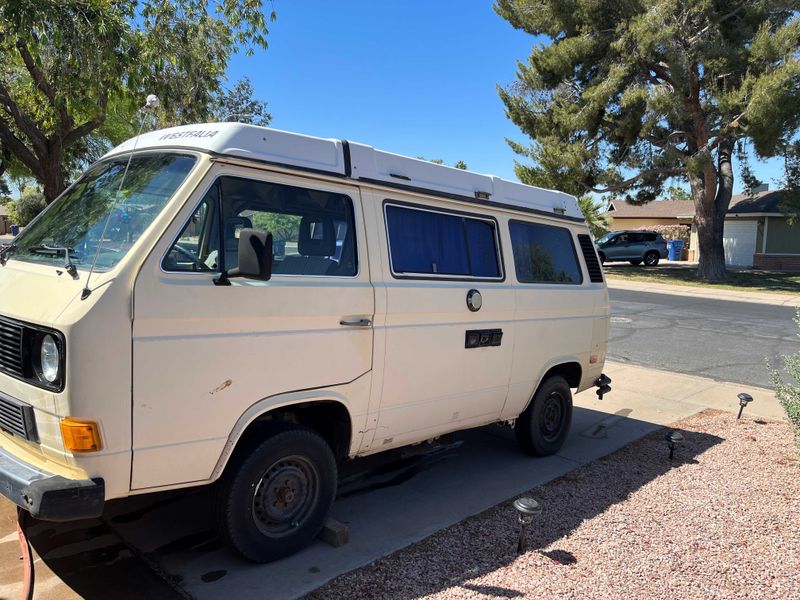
[40,334,60,383]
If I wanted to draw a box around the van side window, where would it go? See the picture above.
[509,221,583,284]
[220,177,357,277]
[163,187,221,272]
[385,204,501,278]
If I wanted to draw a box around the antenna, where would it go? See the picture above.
[81,95,160,300]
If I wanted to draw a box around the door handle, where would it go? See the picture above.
[339,317,372,327]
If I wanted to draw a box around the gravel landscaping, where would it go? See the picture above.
[308,410,800,599]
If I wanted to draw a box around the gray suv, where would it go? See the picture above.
[595,231,668,266]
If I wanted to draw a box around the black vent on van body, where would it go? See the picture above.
[0,392,38,442]
[577,234,604,283]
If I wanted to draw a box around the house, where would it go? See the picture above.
[604,199,695,231]
[691,188,800,269]
[605,187,799,268]
[0,205,9,236]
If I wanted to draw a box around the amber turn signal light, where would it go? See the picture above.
[60,418,102,453]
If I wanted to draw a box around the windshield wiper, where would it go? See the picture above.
[0,243,16,266]
[28,244,80,280]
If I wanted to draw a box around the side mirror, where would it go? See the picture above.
[214,228,273,286]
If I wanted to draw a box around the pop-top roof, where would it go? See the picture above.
[103,123,583,221]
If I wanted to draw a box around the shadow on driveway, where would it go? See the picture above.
[4,407,721,599]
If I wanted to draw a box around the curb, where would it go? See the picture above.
[607,277,800,307]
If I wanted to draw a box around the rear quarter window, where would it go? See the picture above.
[509,221,583,284]
[385,203,502,279]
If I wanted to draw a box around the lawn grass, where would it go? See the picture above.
[603,264,800,295]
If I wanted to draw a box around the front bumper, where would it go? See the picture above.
[0,443,104,521]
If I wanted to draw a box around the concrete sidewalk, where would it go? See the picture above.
[0,361,782,600]
[608,276,800,307]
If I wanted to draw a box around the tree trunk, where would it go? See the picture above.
[40,154,67,204]
[695,139,735,281]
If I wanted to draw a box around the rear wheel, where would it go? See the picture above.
[643,251,660,266]
[214,425,337,563]
[515,375,573,456]
[629,260,642,266]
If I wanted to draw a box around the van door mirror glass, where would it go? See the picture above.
[215,228,272,285]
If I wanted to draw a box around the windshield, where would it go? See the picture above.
[10,153,196,272]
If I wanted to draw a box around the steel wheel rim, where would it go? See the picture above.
[540,392,565,441]
[252,455,319,538]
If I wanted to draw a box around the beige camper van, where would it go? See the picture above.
[0,123,610,562]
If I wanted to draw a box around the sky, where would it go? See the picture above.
[224,2,784,197]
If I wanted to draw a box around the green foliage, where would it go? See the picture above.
[737,143,765,198]
[250,212,300,242]
[213,77,271,126]
[781,140,800,225]
[768,309,800,448]
[666,186,690,201]
[496,0,800,280]
[577,195,608,238]
[12,187,46,226]
[0,1,275,201]
[454,160,468,170]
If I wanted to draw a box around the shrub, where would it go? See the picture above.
[768,308,800,448]
[14,188,47,226]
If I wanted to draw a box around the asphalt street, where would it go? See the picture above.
[609,288,799,389]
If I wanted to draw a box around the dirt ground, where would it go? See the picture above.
[310,410,800,600]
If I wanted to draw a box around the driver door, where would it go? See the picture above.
[130,165,374,489]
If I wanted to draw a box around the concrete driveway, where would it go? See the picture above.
[0,362,782,599]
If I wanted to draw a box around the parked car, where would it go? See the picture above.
[0,123,610,563]
[595,230,668,266]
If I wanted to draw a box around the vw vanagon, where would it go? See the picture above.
[0,124,610,562]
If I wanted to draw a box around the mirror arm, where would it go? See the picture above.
[213,267,241,287]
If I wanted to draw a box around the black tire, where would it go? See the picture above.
[598,251,606,265]
[515,375,573,456]
[629,260,642,266]
[643,251,660,266]
[214,425,337,563]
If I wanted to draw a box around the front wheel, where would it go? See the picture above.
[515,375,573,456]
[214,425,337,563]
[643,251,660,266]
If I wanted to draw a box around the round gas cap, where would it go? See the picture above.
[466,289,482,312]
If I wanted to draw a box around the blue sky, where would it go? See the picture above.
[227,1,783,197]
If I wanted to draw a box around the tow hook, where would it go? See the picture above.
[594,374,612,400]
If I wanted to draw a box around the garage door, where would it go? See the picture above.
[723,220,757,266]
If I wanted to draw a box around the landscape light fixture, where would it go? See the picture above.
[513,496,542,554]
[737,393,753,420]
[665,430,684,461]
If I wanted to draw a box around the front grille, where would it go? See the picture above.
[0,317,24,378]
[577,234,604,283]
[0,392,38,442]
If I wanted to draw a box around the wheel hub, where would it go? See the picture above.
[541,393,564,439]
[252,456,318,537]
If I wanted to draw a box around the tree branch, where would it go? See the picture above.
[61,92,108,148]
[0,118,43,179]
[0,81,48,155]
[588,167,684,194]
[15,39,74,134]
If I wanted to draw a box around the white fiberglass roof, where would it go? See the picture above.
[104,123,583,221]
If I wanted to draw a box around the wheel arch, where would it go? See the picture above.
[522,359,582,413]
[211,391,356,481]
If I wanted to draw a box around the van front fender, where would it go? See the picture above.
[210,388,364,481]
